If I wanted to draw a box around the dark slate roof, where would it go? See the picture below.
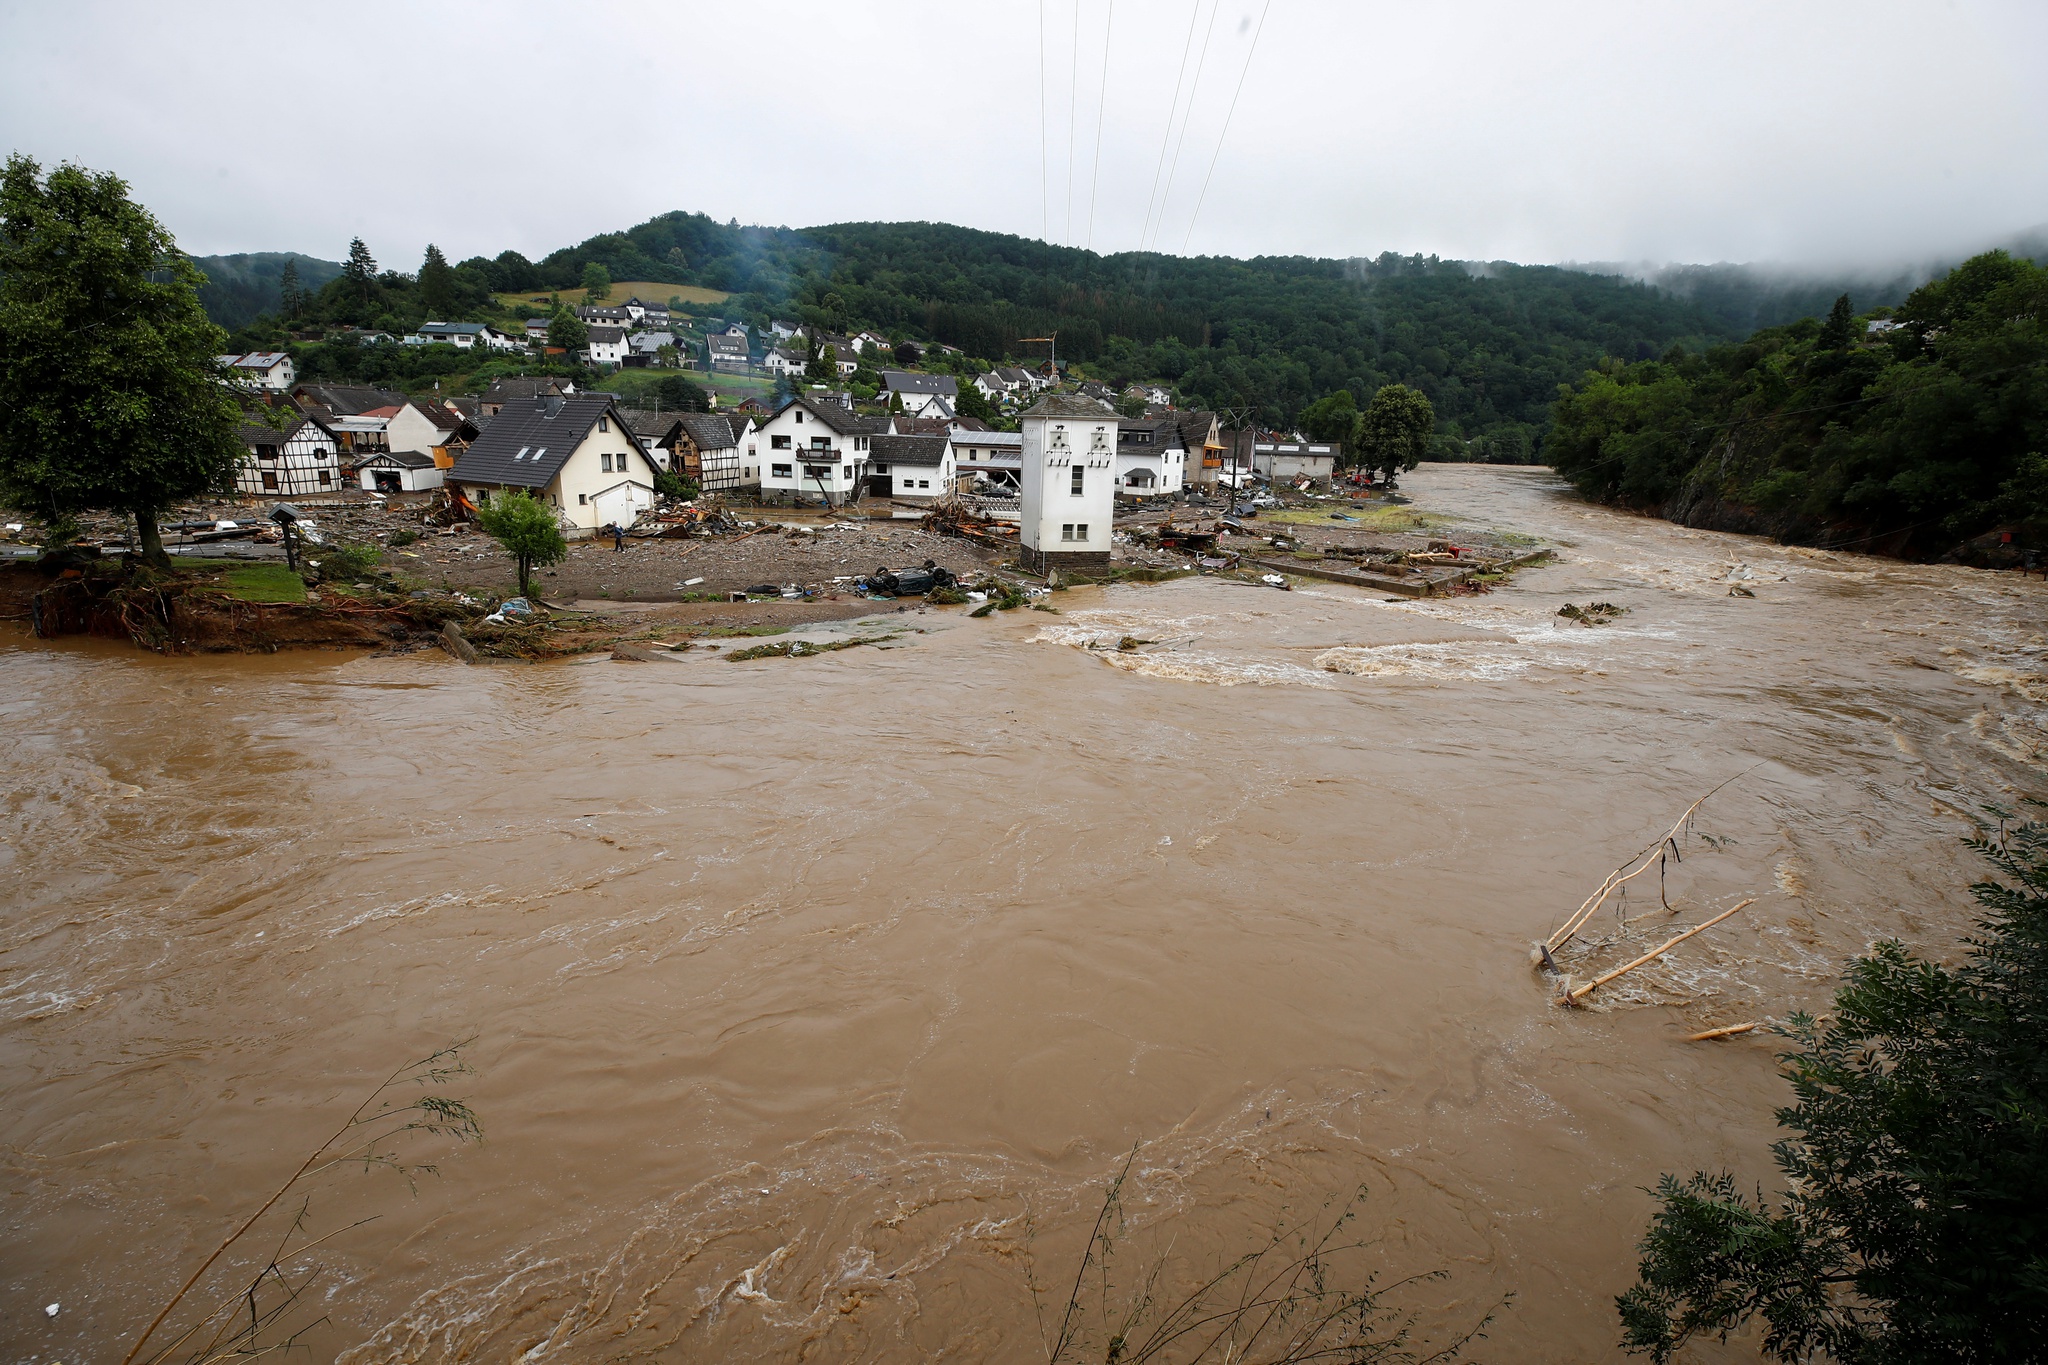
[450,395,643,490]
[871,434,949,467]
[706,333,747,353]
[409,400,466,431]
[1021,393,1118,419]
[996,366,1033,383]
[588,326,626,344]
[622,409,683,443]
[296,383,403,416]
[677,413,741,449]
[880,370,958,397]
[358,449,437,469]
[772,395,887,436]
[482,377,564,402]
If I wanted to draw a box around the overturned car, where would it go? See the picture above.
[860,561,958,597]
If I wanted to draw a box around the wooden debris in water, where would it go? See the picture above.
[1686,1022,1758,1041]
[1559,899,1756,1007]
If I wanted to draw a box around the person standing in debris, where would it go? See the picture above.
[609,522,626,552]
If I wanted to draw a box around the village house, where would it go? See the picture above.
[379,399,475,470]
[850,330,889,355]
[706,332,749,370]
[236,414,341,495]
[1115,416,1190,496]
[448,393,661,534]
[625,330,677,366]
[878,369,958,416]
[1175,411,1226,487]
[218,352,296,392]
[293,383,402,420]
[868,434,955,500]
[586,325,628,367]
[763,345,806,376]
[753,394,886,507]
[479,376,568,416]
[613,411,683,473]
[524,318,551,342]
[768,318,803,339]
[354,449,443,493]
[575,305,631,329]
[408,321,520,351]
[1018,393,1118,575]
[675,412,753,493]
[953,429,1024,489]
[972,372,1009,404]
[712,322,750,338]
[1252,439,1341,485]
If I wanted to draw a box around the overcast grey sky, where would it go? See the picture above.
[4,0,2044,273]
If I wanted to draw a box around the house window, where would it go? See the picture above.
[1061,523,1074,541]
[772,463,792,478]
[317,470,331,486]
[1075,523,1089,539]
[841,466,851,479]
[601,453,612,472]
[261,472,278,490]
[579,493,587,504]
[1070,465,1084,496]
[771,435,791,449]
[794,410,804,423]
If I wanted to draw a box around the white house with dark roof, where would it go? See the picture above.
[763,345,806,376]
[675,412,752,493]
[869,434,955,499]
[355,449,443,493]
[1018,393,1118,575]
[576,305,631,328]
[753,395,886,507]
[236,415,341,495]
[1116,417,1189,496]
[878,369,959,417]
[448,394,661,534]
[706,332,749,370]
[769,318,803,339]
[409,321,519,351]
[218,352,296,392]
[851,330,889,355]
[586,326,628,367]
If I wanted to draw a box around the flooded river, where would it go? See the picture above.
[4,466,2044,1362]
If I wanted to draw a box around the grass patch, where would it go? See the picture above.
[493,281,729,312]
[1263,505,1458,531]
[216,563,308,604]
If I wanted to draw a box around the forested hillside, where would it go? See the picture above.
[190,252,341,329]
[1547,251,2048,562]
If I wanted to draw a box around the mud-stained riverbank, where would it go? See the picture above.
[3,465,2044,1362]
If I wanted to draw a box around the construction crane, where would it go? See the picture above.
[1017,331,1058,376]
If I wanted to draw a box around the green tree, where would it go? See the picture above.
[653,374,709,412]
[1818,292,1855,351]
[277,257,304,321]
[418,243,456,318]
[581,262,611,301]
[475,489,566,597]
[343,237,377,305]
[0,155,245,567]
[956,382,998,424]
[1356,384,1435,485]
[1115,391,1148,419]
[1298,388,1362,446]
[547,308,587,355]
[1618,809,2048,1363]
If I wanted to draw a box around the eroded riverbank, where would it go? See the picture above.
[3,465,2043,1362]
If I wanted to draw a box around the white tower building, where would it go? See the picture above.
[1018,393,1118,576]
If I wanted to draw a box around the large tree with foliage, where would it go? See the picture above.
[1618,808,2048,1362]
[418,243,456,318]
[1298,388,1362,446]
[342,237,377,305]
[0,155,245,566]
[1355,384,1435,485]
[580,261,611,301]
[475,490,566,597]
[547,308,587,356]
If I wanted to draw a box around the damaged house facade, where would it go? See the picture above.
[1018,393,1118,576]
[1115,417,1189,497]
[449,394,662,535]
[236,415,342,495]
[753,396,885,507]
[868,434,955,500]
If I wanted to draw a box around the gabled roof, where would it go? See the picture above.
[482,377,565,402]
[231,351,291,370]
[621,409,683,443]
[407,400,467,432]
[588,326,626,344]
[879,370,958,396]
[995,366,1033,383]
[295,383,404,416]
[576,306,630,322]
[771,395,887,436]
[357,449,438,469]
[676,413,742,449]
[871,434,950,467]
[450,394,647,490]
[418,321,487,337]
[706,333,747,353]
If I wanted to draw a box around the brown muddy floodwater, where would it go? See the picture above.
[4,466,2045,1363]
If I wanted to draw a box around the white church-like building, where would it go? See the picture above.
[1017,392,1119,576]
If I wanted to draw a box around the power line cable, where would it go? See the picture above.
[1084,0,1116,252]
[1139,1,1205,255]
[1038,0,1050,245]
[1148,0,1221,254]
[1182,0,1272,255]
[1065,0,1080,247]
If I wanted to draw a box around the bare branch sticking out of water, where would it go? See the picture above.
[1036,1150,1506,1364]
[1559,900,1758,1008]
[124,1040,483,1365]
[1538,765,1765,960]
